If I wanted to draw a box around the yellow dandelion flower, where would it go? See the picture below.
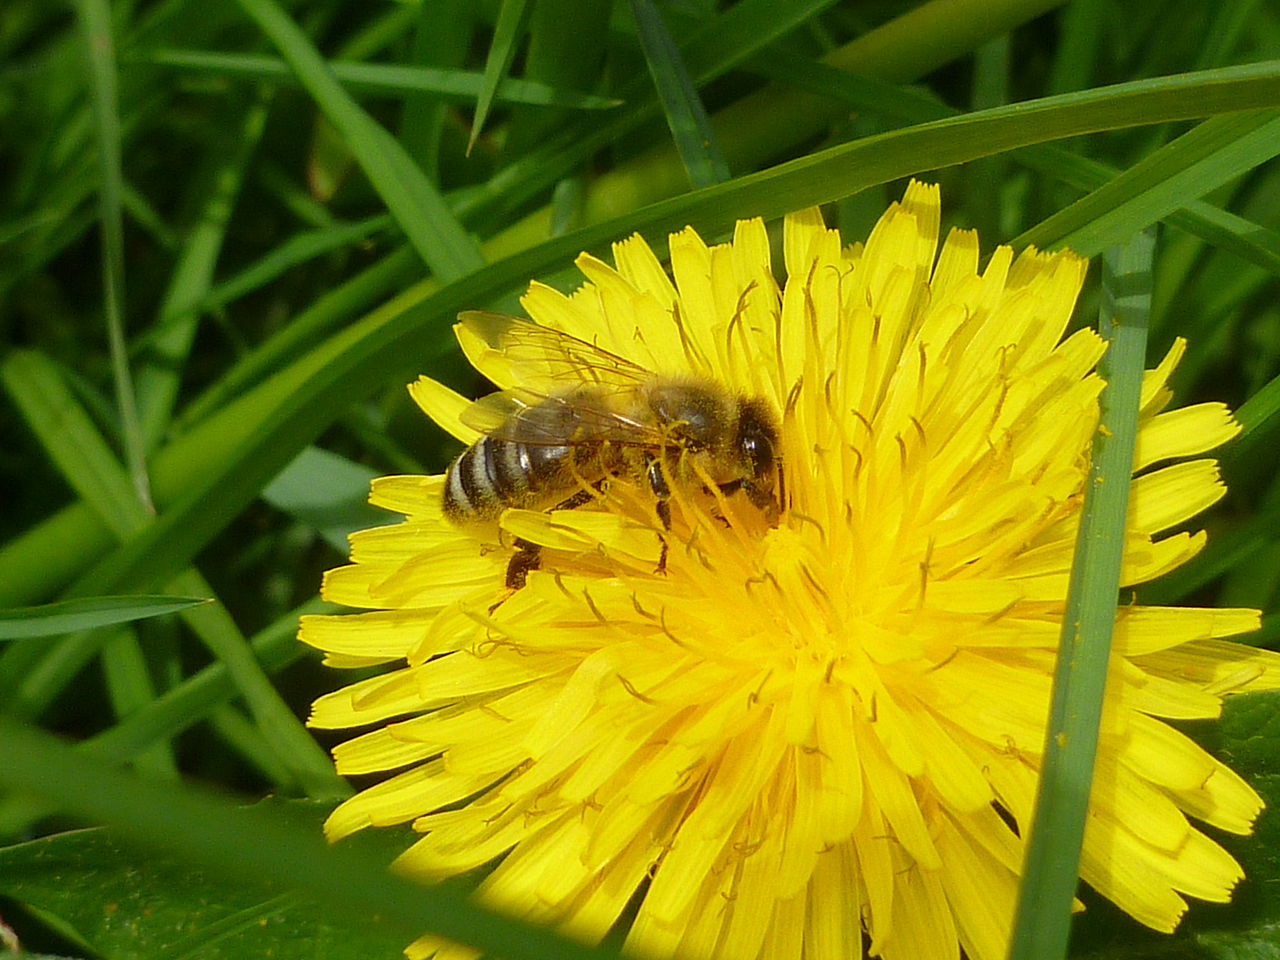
[301,183,1280,960]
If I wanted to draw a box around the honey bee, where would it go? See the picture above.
[443,311,784,589]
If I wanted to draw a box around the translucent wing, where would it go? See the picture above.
[457,310,653,393]
[457,311,671,447]
[460,388,670,447]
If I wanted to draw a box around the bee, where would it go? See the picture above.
[443,311,784,589]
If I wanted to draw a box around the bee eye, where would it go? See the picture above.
[741,430,774,477]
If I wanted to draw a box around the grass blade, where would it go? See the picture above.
[3,55,1280,623]
[630,0,729,188]
[134,92,269,451]
[1008,227,1155,960]
[130,214,394,359]
[234,0,484,279]
[1233,369,1280,447]
[470,0,849,227]
[752,52,1280,275]
[1016,109,1280,254]
[0,596,209,640]
[144,48,618,109]
[73,0,152,510]
[100,625,178,779]
[467,0,529,154]
[399,0,471,174]
[0,598,327,836]
[0,352,342,795]
[175,245,421,430]
[2,350,147,535]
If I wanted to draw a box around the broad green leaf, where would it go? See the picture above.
[1072,694,1280,959]
[0,727,624,960]
[262,446,382,551]
[1218,690,1280,777]
[0,596,208,640]
[0,805,410,960]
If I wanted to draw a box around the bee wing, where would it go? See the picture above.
[459,388,670,447]
[458,310,654,393]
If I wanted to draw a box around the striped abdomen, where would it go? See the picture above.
[442,435,588,522]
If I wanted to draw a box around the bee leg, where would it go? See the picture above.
[499,486,602,596]
[645,455,672,574]
[505,538,541,590]
[552,488,597,511]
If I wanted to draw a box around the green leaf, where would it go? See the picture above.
[1218,690,1280,777]
[233,0,484,279]
[1,349,146,536]
[143,48,619,109]
[73,0,152,510]
[1016,110,1280,255]
[134,91,269,453]
[1009,228,1156,960]
[261,446,382,552]
[8,57,1280,719]
[468,0,529,154]
[630,0,729,188]
[0,805,410,959]
[0,596,208,640]
[0,726,626,960]
[1072,694,1280,959]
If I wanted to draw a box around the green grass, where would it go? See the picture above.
[1,1,1279,958]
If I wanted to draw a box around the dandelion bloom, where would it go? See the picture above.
[301,183,1280,960]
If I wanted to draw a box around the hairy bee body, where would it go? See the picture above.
[444,380,779,522]
[442,391,616,522]
[440,312,783,587]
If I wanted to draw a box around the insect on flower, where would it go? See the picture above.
[442,310,785,588]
